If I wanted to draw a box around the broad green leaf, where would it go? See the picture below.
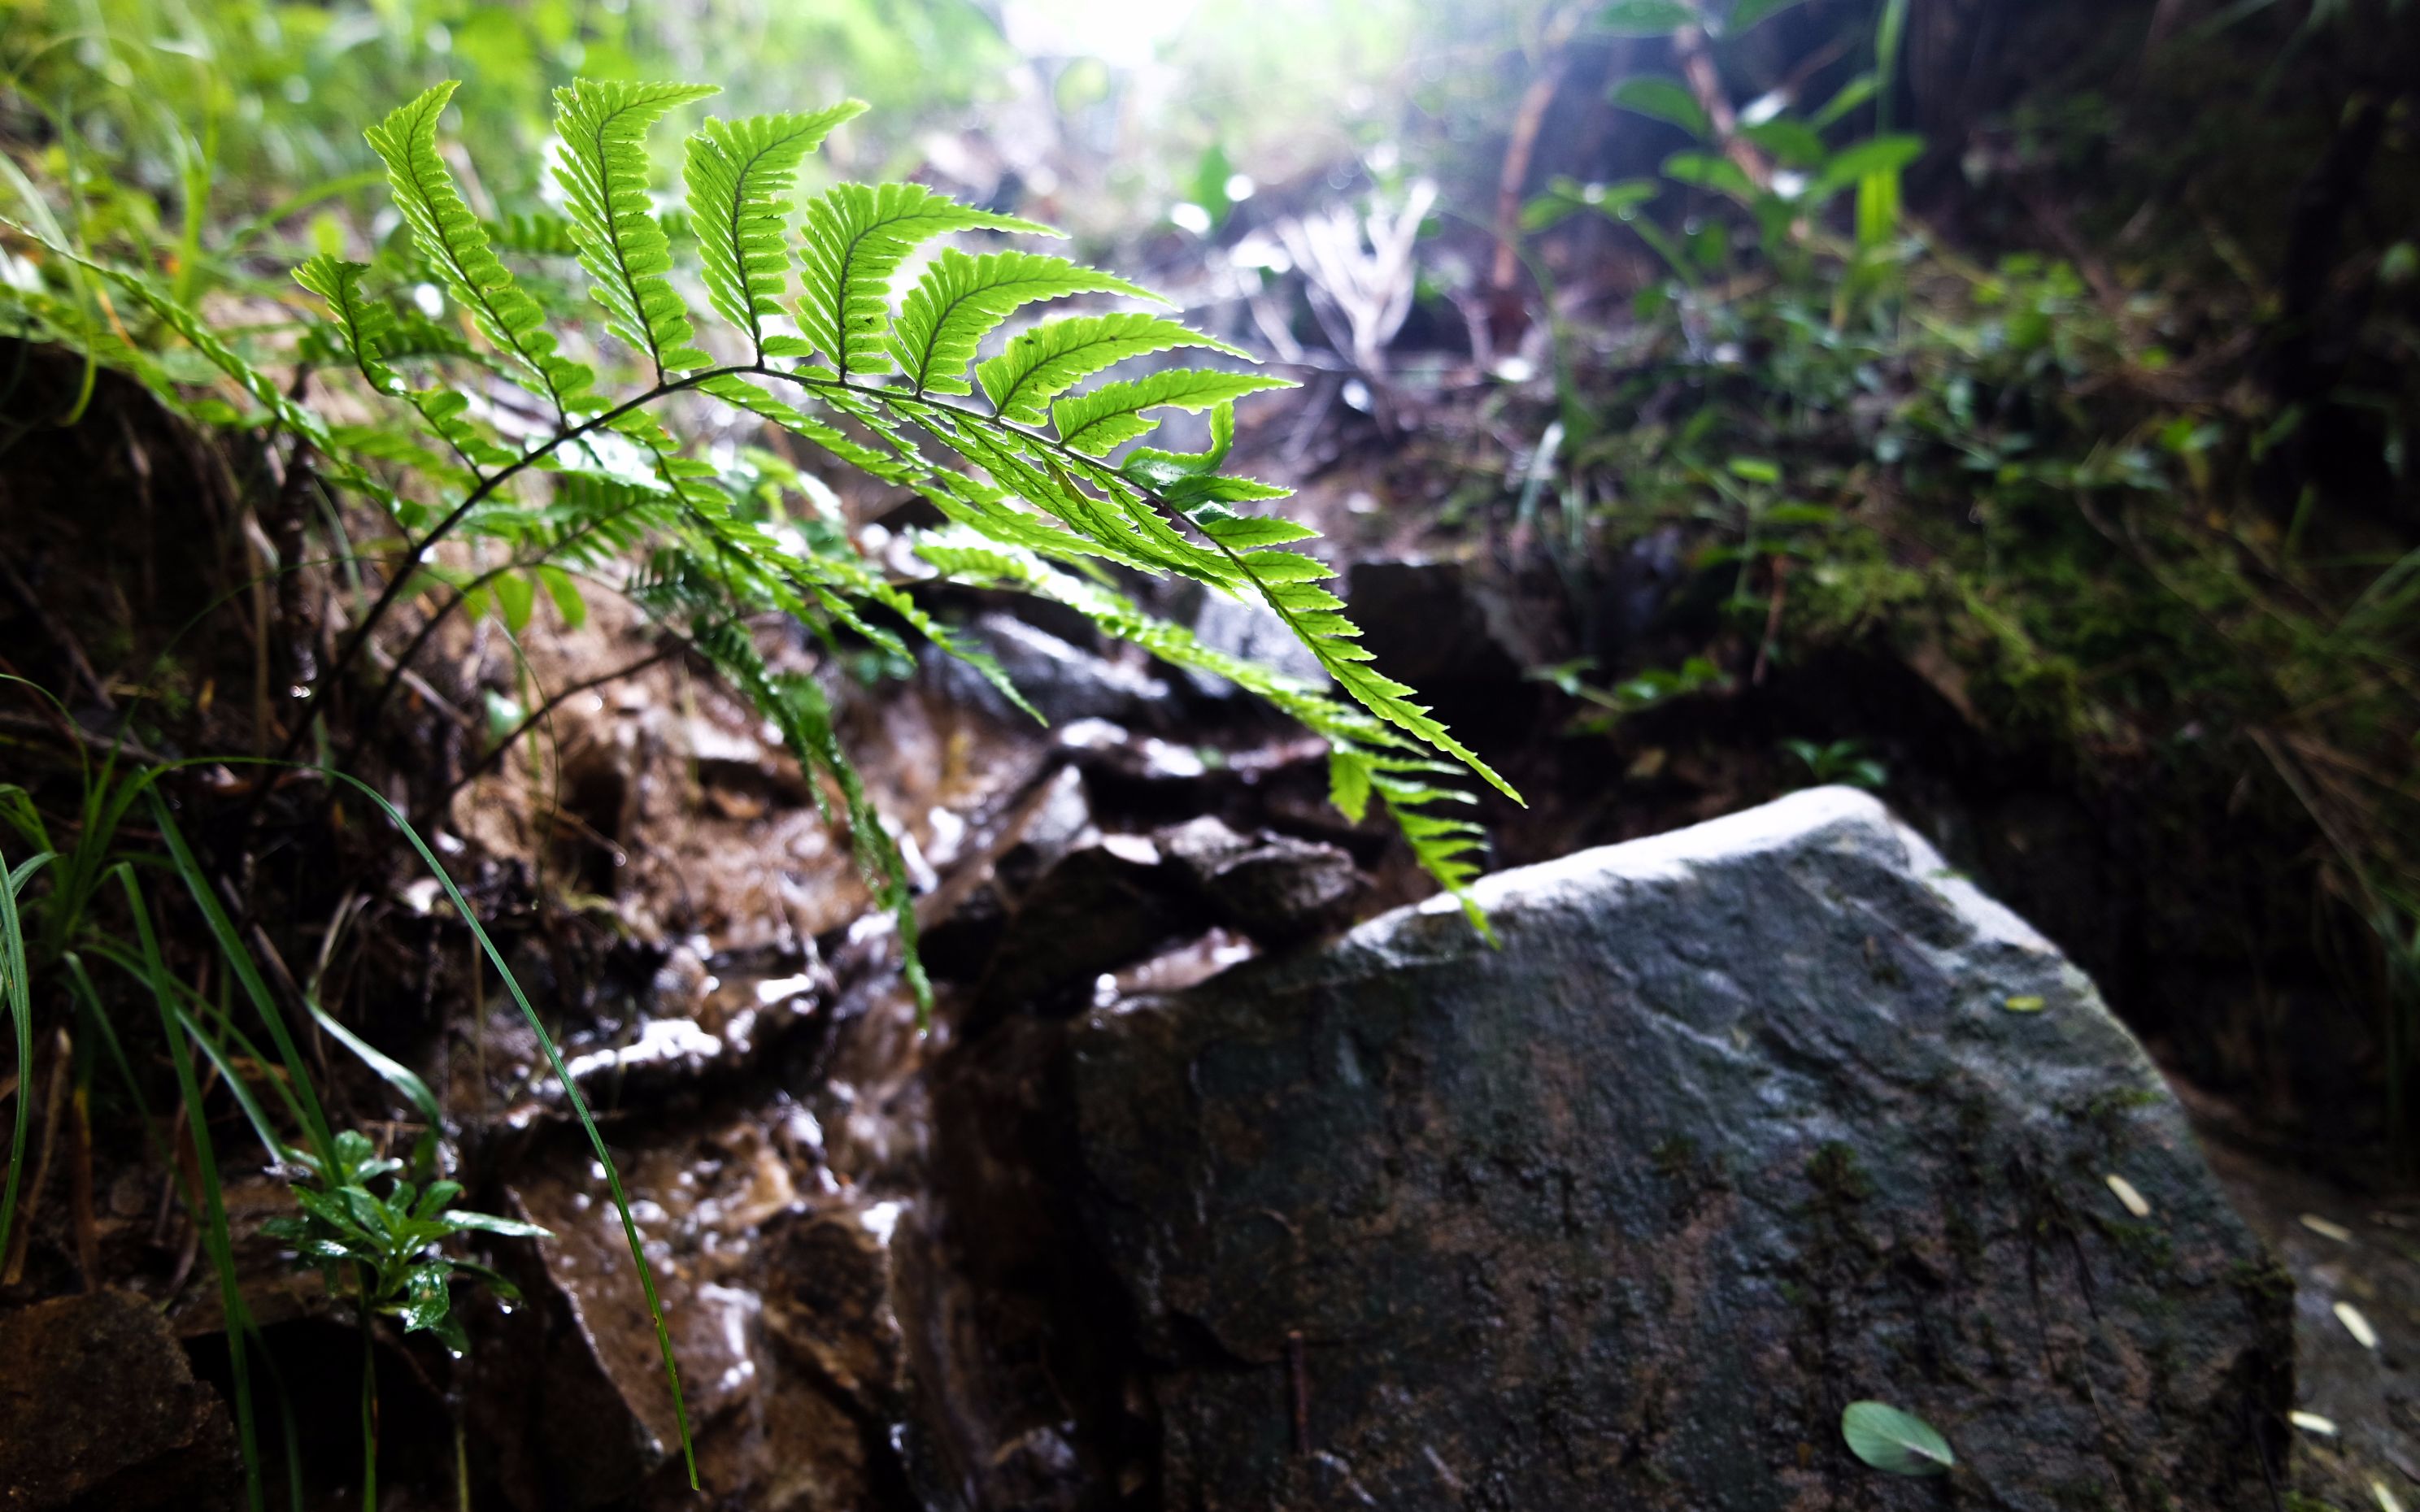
[1726,0,1810,32]
[683,103,864,354]
[978,312,1246,424]
[1813,134,1926,202]
[552,79,720,373]
[537,564,588,629]
[1842,1401,1955,1476]
[439,1209,555,1239]
[494,570,536,633]
[1741,117,1829,167]
[1663,150,1761,204]
[1596,0,1696,34]
[1610,76,1712,140]
[401,1263,452,1332]
[794,182,1053,377]
[889,248,1157,395]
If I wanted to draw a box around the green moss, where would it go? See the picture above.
[1651,1133,1701,1180]
[1805,1141,1874,1204]
[2228,1255,2295,1303]
[2092,1214,2175,1274]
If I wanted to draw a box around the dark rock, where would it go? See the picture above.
[972,838,1193,1020]
[0,1288,242,1511]
[921,765,1094,984]
[1155,815,1367,945]
[1345,558,1530,690]
[481,1121,903,1512]
[1182,588,1330,694]
[1066,787,2292,1510]
[759,1206,910,1419]
[928,613,1170,728]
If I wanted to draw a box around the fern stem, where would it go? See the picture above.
[332,495,661,778]
[266,372,712,783]
[442,637,686,801]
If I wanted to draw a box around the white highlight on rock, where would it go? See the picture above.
[2336,1301,2380,1350]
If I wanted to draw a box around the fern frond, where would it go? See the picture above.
[803,547,1042,723]
[793,182,1051,378]
[694,372,920,482]
[485,211,581,256]
[364,81,597,416]
[295,255,518,478]
[888,249,1156,396]
[909,528,1493,922]
[683,105,864,358]
[293,255,398,394]
[1051,368,1293,454]
[552,79,720,376]
[978,312,1247,423]
[689,620,930,1015]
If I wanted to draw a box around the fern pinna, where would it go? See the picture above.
[302,78,1520,949]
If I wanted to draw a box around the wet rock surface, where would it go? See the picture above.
[1060,788,2292,1509]
[1155,816,1367,947]
[0,1288,242,1511]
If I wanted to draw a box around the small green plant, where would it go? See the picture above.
[264,1130,545,1358]
[1527,654,1730,732]
[1841,1399,1955,1475]
[263,1129,544,1510]
[1782,737,1887,790]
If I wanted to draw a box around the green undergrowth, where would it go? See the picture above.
[1516,0,2420,1142]
[0,67,1524,1506]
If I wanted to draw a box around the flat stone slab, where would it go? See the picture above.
[1069,787,2291,1509]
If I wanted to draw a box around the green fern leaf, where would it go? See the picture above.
[682,103,863,357]
[888,249,1157,395]
[293,255,398,394]
[690,621,929,1016]
[485,211,581,256]
[909,528,1495,923]
[1052,368,1294,455]
[365,81,597,415]
[694,372,918,483]
[794,182,1051,378]
[552,79,720,375]
[977,312,1246,423]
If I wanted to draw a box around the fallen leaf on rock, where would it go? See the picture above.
[2105,1173,2152,1219]
[2337,1301,2380,1349]
[2302,1214,2354,1243]
[2003,994,2046,1013]
[2288,1410,2338,1436]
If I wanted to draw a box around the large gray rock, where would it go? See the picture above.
[1068,788,2290,1510]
